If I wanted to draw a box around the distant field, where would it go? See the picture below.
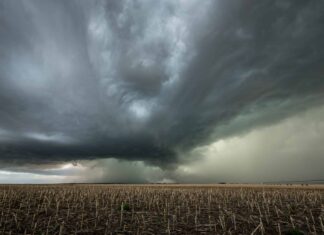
[0,184,323,234]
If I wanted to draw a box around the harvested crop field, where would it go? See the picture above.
[0,184,323,234]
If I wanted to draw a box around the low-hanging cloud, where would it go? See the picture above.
[0,0,324,168]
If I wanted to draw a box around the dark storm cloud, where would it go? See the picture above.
[152,0,324,149]
[0,0,323,166]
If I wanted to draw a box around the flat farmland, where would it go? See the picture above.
[0,184,323,234]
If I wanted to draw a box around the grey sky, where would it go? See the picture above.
[0,0,323,183]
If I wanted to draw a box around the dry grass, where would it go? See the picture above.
[0,184,323,234]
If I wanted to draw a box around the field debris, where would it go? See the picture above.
[0,184,323,234]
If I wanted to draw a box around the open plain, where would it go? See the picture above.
[0,184,323,234]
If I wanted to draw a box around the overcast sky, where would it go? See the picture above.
[0,0,323,183]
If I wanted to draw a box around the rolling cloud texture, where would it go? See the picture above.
[0,0,324,167]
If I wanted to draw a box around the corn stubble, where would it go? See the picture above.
[0,184,323,234]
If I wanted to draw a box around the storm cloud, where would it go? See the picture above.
[0,0,324,168]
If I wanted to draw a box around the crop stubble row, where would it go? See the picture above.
[0,184,323,234]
